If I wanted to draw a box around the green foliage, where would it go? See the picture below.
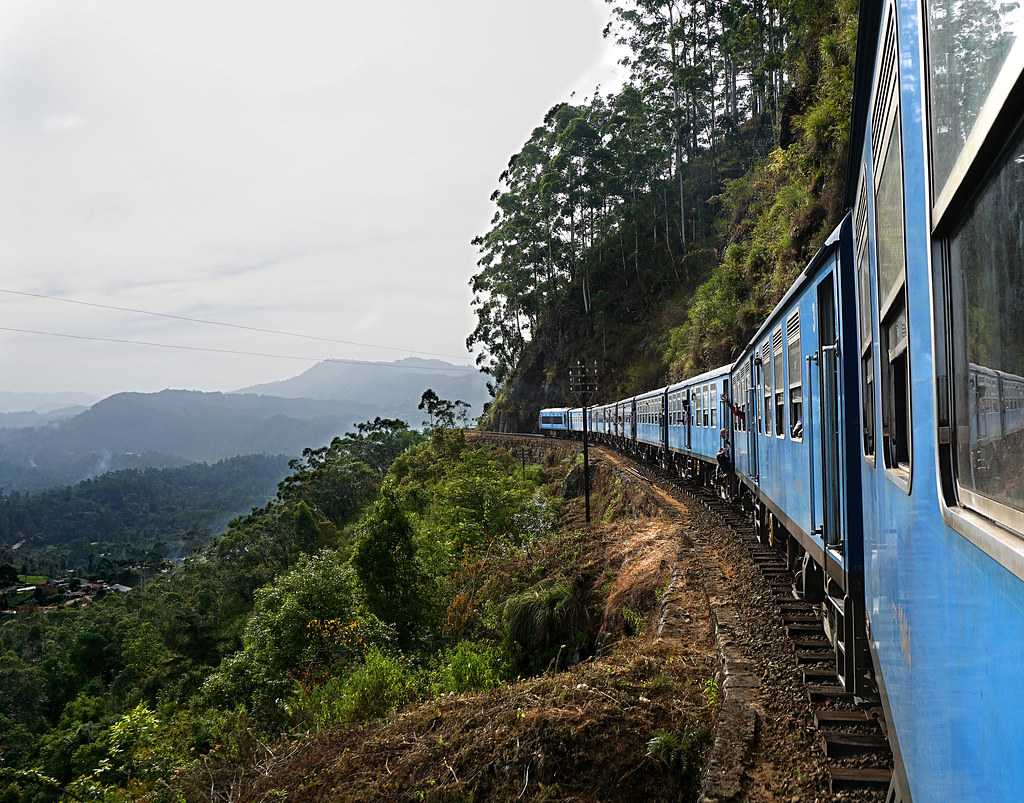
[470,1,859,431]
[350,490,424,646]
[289,649,415,729]
[702,676,720,708]
[0,418,422,799]
[0,454,293,576]
[202,551,393,728]
[503,577,592,674]
[430,641,508,695]
[646,725,710,794]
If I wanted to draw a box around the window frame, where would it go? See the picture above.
[855,166,876,463]
[761,342,772,436]
[924,0,1024,571]
[872,6,912,491]
[787,313,803,441]
[772,327,785,438]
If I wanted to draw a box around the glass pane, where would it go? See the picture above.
[788,336,801,388]
[951,121,1024,515]
[876,121,906,305]
[858,250,872,342]
[927,0,1024,191]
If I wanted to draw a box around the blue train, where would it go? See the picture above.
[540,0,1024,798]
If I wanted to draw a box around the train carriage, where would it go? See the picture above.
[633,387,667,458]
[666,365,731,481]
[847,0,1024,797]
[538,407,570,435]
[729,216,866,695]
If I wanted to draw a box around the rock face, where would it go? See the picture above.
[562,463,584,499]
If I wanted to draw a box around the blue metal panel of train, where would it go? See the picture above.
[634,386,668,449]
[731,219,860,598]
[849,1,1024,798]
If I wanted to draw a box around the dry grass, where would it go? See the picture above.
[601,520,679,634]
[190,637,712,803]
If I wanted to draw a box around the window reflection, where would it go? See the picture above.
[927,0,1024,191]
[876,122,905,305]
[951,122,1024,518]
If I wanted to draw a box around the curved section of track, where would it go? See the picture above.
[475,431,894,800]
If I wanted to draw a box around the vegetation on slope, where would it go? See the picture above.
[186,449,718,803]
[468,0,858,429]
[0,454,294,576]
[0,418,718,801]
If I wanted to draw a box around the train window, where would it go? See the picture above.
[926,0,1023,198]
[873,12,911,481]
[761,343,772,435]
[947,118,1024,529]
[772,328,785,437]
[710,385,717,428]
[855,169,876,458]
[787,314,803,439]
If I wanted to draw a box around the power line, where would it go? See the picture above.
[0,325,475,372]
[0,286,468,361]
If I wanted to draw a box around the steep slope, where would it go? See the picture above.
[472,1,858,432]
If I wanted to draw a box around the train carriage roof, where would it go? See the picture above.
[667,364,731,393]
[634,385,669,401]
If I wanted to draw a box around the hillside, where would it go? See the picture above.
[239,357,490,423]
[0,454,294,574]
[472,1,858,430]
[0,390,375,491]
[0,391,97,414]
[0,424,724,802]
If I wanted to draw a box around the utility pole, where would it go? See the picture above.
[568,359,598,524]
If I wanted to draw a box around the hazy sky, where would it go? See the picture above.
[0,0,623,398]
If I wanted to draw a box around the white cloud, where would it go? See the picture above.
[41,113,83,132]
[0,0,617,396]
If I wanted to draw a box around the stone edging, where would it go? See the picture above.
[699,584,761,802]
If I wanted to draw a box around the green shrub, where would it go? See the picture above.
[290,649,414,729]
[431,641,508,695]
[503,578,592,674]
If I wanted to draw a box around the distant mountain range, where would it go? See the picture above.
[0,406,88,430]
[0,391,98,414]
[238,357,489,423]
[0,358,488,491]
[0,390,370,492]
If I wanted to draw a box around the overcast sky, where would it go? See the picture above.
[0,0,623,398]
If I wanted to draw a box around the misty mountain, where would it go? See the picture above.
[0,391,98,414]
[0,406,89,430]
[0,389,374,492]
[238,357,490,424]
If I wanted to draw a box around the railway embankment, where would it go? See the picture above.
[479,434,891,802]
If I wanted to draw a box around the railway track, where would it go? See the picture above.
[483,431,895,798]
